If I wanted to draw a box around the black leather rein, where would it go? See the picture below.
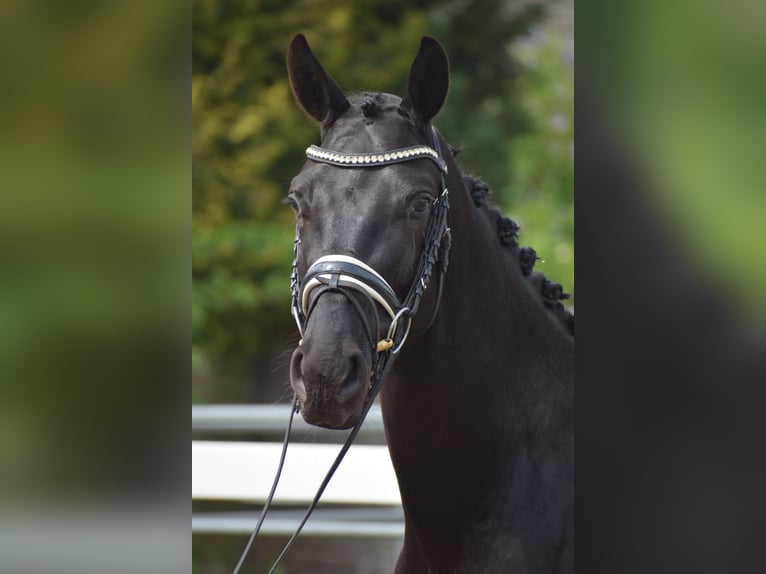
[232,127,451,574]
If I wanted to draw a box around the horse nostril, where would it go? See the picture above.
[339,350,367,403]
[290,348,307,401]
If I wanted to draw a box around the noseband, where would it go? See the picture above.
[291,126,452,364]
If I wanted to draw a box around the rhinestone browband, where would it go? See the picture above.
[306,144,447,173]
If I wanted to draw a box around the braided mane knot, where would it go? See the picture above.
[360,94,379,118]
[464,175,491,207]
[519,246,539,277]
[462,174,574,337]
[497,217,520,246]
[542,280,570,302]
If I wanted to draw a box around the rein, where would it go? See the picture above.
[233,127,451,574]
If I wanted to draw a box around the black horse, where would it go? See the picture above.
[286,34,573,573]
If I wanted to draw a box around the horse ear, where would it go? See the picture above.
[400,36,450,125]
[287,34,350,124]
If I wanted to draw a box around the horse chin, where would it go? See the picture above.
[291,363,368,430]
[299,400,363,430]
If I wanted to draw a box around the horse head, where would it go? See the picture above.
[286,34,451,429]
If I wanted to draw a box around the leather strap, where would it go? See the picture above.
[306,144,447,174]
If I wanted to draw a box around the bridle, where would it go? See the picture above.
[292,127,451,361]
[232,127,451,574]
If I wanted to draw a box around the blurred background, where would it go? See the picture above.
[0,1,188,573]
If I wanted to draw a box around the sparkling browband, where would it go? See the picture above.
[306,144,447,173]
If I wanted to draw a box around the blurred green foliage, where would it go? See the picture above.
[192,0,574,401]
[0,0,187,502]
[579,0,766,325]
[502,30,574,295]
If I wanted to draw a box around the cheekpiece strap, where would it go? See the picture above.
[306,144,447,174]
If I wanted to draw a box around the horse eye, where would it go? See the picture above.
[413,197,431,214]
[284,196,300,213]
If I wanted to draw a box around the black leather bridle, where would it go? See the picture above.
[292,127,451,362]
[232,127,451,574]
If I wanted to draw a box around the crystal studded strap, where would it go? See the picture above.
[306,144,447,174]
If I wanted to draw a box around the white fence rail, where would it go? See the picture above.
[192,403,404,538]
[192,404,385,436]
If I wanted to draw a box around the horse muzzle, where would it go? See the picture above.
[289,293,373,429]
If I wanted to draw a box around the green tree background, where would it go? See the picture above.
[192,0,573,404]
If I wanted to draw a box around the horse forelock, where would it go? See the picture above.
[320,92,432,148]
[347,92,402,115]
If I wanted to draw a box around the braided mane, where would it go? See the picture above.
[462,174,574,337]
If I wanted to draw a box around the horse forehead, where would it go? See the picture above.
[298,161,437,198]
[322,96,418,148]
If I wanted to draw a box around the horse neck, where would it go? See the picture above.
[380,156,574,541]
[385,153,573,430]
